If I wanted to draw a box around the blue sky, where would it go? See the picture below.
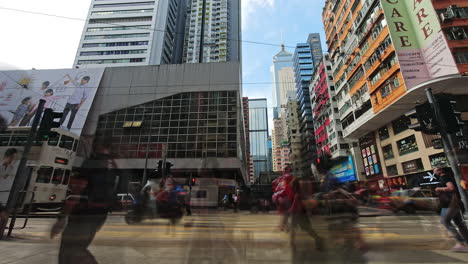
[241,0,327,127]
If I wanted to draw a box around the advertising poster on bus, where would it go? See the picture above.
[0,147,21,205]
[0,68,105,135]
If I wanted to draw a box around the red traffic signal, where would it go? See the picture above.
[191,178,196,184]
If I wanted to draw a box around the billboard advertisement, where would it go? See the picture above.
[0,68,105,135]
[330,156,357,183]
[359,132,383,178]
[381,0,458,90]
[0,147,21,205]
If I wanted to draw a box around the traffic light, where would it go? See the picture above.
[404,103,438,135]
[437,95,465,134]
[37,109,62,139]
[190,177,196,186]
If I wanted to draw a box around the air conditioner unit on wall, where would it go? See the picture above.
[441,6,456,22]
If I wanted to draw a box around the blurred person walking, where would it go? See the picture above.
[272,166,295,231]
[434,167,468,252]
[50,135,126,264]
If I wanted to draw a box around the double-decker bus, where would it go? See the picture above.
[0,127,79,211]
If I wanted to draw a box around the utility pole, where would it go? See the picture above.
[162,143,168,177]
[142,137,151,185]
[1,99,45,239]
[425,88,468,211]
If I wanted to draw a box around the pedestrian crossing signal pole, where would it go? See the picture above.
[425,88,468,212]
[1,99,46,239]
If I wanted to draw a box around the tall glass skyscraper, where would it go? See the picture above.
[271,44,295,116]
[293,33,322,178]
[248,99,269,181]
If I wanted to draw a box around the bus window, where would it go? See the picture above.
[59,135,74,150]
[36,167,53,183]
[194,190,207,198]
[52,168,64,184]
[11,136,27,146]
[48,133,60,146]
[0,136,10,146]
[72,139,79,152]
[62,170,71,185]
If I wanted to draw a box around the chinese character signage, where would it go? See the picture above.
[0,68,105,135]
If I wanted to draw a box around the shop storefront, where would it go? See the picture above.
[406,170,441,188]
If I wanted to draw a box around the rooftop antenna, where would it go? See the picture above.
[280,32,285,51]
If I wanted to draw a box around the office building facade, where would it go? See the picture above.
[242,97,254,183]
[248,99,269,181]
[79,62,248,184]
[293,34,322,178]
[74,0,187,68]
[182,0,241,63]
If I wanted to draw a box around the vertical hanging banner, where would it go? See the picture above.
[381,0,458,90]
[0,68,105,135]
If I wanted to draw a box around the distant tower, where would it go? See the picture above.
[271,41,295,116]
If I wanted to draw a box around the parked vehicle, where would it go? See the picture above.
[116,193,135,211]
[390,189,440,214]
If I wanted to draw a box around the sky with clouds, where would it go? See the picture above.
[0,0,327,128]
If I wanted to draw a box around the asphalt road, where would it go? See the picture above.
[1,210,468,263]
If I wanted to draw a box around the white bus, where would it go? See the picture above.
[190,178,238,207]
[0,127,79,211]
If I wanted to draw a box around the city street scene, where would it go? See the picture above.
[2,0,468,263]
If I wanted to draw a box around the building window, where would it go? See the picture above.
[397,135,418,156]
[453,51,468,64]
[84,33,150,40]
[392,116,410,135]
[429,153,449,168]
[95,91,238,159]
[382,144,394,160]
[386,165,398,176]
[91,9,154,16]
[402,159,424,174]
[378,126,389,140]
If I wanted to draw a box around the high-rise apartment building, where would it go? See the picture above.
[271,44,295,116]
[293,34,323,178]
[272,112,290,172]
[307,33,324,66]
[285,99,303,177]
[248,99,270,180]
[74,0,187,68]
[322,0,468,190]
[183,0,241,63]
[310,54,364,181]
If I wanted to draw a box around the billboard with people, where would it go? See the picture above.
[0,68,105,135]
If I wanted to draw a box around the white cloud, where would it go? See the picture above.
[242,0,275,28]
